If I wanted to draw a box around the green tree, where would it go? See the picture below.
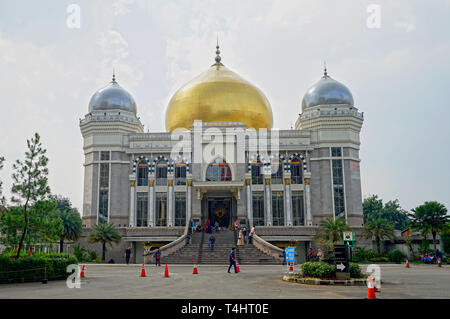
[87,222,121,261]
[362,218,395,254]
[409,201,449,253]
[0,200,63,249]
[363,195,383,221]
[316,216,350,243]
[363,195,409,230]
[10,133,52,258]
[50,195,82,253]
[0,156,5,205]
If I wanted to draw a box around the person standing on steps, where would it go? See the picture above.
[242,227,247,244]
[227,247,238,273]
[209,235,216,251]
[237,229,244,246]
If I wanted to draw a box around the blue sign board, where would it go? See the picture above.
[285,247,295,262]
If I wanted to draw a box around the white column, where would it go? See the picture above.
[129,180,136,227]
[246,180,252,227]
[167,179,174,226]
[285,181,292,226]
[305,172,312,226]
[264,177,272,226]
[148,179,155,227]
[187,179,192,224]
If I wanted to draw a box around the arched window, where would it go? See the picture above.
[156,159,168,186]
[137,160,148,186]
[175,162,187,185]
[206,158,232,182]
[251,156,263,184]
[271,155,283,184]
[291,157,303,184]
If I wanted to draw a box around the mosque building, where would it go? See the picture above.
[79,44,364,263]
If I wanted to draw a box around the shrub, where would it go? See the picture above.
[387,249,406,263]
[368,256,389,263]
[87,250,98,262]
[0,254,77,283]
[349,263,362,278]
[301,262,336,279]
[73,244,87,262]
[352,247,379,262]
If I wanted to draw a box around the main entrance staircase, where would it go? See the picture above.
[162,230,281,265]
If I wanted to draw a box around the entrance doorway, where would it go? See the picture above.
[207,197,231,228]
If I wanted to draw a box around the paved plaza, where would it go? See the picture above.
[0,264,449,299]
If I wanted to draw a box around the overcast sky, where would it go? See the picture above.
[0,0,449,214]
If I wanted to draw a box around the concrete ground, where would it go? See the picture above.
[0,263,449,299]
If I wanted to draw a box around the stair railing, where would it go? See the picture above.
[143,221,192,263]
[251,233,284,262]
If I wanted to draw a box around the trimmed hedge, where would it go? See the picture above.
[0,254,78,284]
[349,262,362,278]
[301,262,336,278]
[301,261,363,279]
[387,249,406,263]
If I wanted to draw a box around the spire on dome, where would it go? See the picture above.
[214,36,223,66]
[323,61,328,77]
[112,68,117,83]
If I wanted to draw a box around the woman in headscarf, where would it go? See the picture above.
[237,229,244,246]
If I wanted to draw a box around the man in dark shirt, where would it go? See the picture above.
[124,246,132,265]
[209,236,216,251]
[227,247,238,273]
[155,248,161,266]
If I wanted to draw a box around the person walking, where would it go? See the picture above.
[436,249,443,263]
[227,247,238,273]
[209,235,216,251]
[155,248,161,266]
[248,229,253,244]
[124,246,132,265]
[242,227,247,244]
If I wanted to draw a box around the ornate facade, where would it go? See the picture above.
[79,46,364,258]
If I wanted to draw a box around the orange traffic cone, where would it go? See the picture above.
[405,259,410,268]
[140,263,146,277]
[366,276,376,299]
[236,261,240,273]
[164,264,169,277]
[193,261,198,274]
[80,265,85,278]
[373,276,379,292]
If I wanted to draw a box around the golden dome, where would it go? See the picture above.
[165,52,273,132]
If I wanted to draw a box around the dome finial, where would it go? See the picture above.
[323,61,328,77]
[214,35,222,65]
[112,68,116,83]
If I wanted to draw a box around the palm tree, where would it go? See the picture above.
[87,222,121,261]
[316,216,350,243]
[362,218,395,254]
[55,209,82,253]
[409,201,449,253]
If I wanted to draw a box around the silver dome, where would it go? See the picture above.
[302,73,354,111]
[88,77,137,114]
